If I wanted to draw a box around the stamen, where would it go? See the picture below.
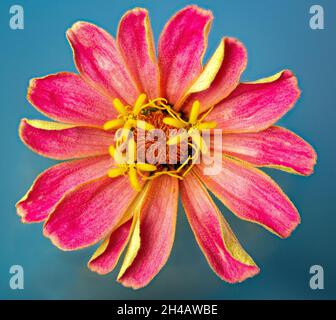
[104,94,154,139]
[163,117,186,129]
[133,93,147,115]
[128,166,141,192]
[103,118,125,130]
[107,138,157,192]
[137,97,169,113]
[124,119,136,130]
[109,145,124,164]
[139,98,188,126]
[136,120,155,131]
[189,101,200,125]
[113,98,127,115]
[163,100,215,177]
[136,163,157,172]
[108,167,127,178]
[106,96,217,190]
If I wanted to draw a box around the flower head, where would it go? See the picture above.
[17,5,316,289]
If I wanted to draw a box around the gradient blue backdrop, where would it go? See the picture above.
[0,0,335,299]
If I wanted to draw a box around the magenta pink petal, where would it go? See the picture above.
[180,171,259,283]
[28,72,117,127]
[19,119,114,160]
[195,156,300,238]
[158,5,213,107]
[117,8,160,99]
[44,176,140,251]
[212,126,317,175]
[16,155,113,223]
[118,175,178,289]
[206,70,300,133]
[182,37,247,114]
[67,22,140,105]
[88,219,132,275]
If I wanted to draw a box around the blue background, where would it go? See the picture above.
[0,0,335,299]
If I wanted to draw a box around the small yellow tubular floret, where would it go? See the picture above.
[113,98,127,115]
[108,167,126,178]
[189,100,200,124]
[136,163,157,172]
[163,117,186,129]
[128,166,141,192]
[103,118,125,130]
[133,93,147,115]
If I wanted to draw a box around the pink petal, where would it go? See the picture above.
[212,126,317,176]
[118,175,178,289]
[19,119,114,160]
[44,176,140,251]
[195,156,300,238]
[117,8,160,99]
[89,184,151,275]
[206,70,300,133]
[16,155,113,223]
[182,38,247,114]
[67,22,140,105]
[180,171,259,283]
[28,72,117,127]
[158,5,213,107]
[88,219,132,275]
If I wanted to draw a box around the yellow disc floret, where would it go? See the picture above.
[165,100,216,155]
[103,94,155,141]
[107,139,156,192]
[105,94,216,191]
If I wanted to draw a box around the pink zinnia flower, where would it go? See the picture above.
[17,5,316,289]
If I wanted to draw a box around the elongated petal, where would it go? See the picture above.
[118,175,178,289]
[212,126,316,175]
[206,70,300,133]
[16,155,113,223]
[28,72,117,127]
[183,38,247,114]
[195,156,300,238]
[19,119,114,159]
[117,183,151,279]
[117,8,160,99]
[158,5,213,107]
[89,183,150,274]
[44,176,140,250]
[67,22,139,105]
[88,220,132,275]
[180,172,259,283]
[183,39,225,96]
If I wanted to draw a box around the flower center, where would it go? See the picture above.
[103,94,216,191]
